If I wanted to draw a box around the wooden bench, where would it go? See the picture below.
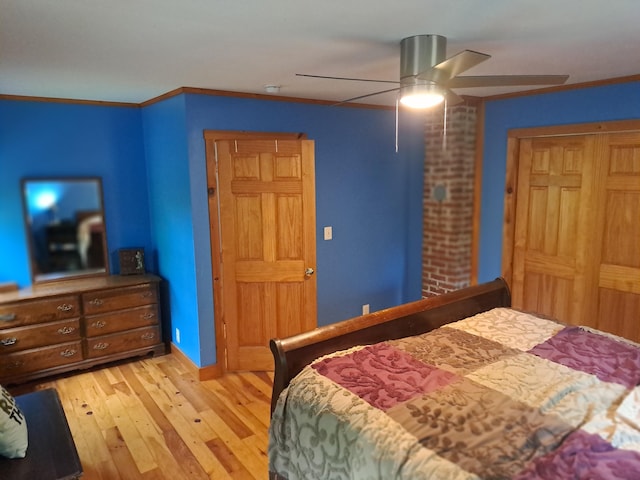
[0,388,82,479]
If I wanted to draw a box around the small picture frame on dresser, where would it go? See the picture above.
[118,248,145,275]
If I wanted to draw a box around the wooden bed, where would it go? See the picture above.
[269,277,511,413]
[268,278,640,479]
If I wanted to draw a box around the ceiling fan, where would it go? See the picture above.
[298,34,569,108]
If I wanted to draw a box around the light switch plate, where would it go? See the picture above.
[324,226,332,240]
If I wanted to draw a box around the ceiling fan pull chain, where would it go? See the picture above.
[442,97,448,153]
[395,98,399,153]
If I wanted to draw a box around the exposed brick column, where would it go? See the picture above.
[422,103,477,297]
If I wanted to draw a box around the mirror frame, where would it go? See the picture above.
[21,177,110,284]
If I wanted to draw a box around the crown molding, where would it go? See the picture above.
[2,74,638,109]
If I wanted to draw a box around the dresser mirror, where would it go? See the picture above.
[22,177,109,283]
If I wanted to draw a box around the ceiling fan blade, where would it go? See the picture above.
[445,89,464,106]
[296,73,398,84]
[448,74,569,88]
[333,87,402,105]
[417,50,490,83]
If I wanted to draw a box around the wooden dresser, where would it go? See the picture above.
[0,275,165,385]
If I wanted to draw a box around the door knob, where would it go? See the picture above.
[305,267,315,276]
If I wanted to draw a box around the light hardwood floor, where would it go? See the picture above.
[9,354,273,479]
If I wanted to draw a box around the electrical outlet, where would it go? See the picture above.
[175,328,181,343]
[362,304,370,315]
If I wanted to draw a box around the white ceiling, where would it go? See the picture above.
[2,0,639,106]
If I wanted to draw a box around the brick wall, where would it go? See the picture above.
[422,103,477,297]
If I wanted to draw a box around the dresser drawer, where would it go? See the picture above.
[0,341,82,378]
[85,326,161,359]
[0,295,79,328]
[82,283,157,315]
[85,304,159,337]
[0,318,80,353]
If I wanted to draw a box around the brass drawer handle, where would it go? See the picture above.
[60,348,78,358]
[0,337,17,346]
[57,304,74,312]
[0,313,17,322]
[141,313,155,320]
[91,320,107,328]
[141,332,156,341]
[93,342,109,350]
[57,326,76,335]
[89,298,104,306]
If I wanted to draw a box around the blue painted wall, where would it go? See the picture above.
[0,92,425,369]
[479,81,640,282]
[140,95,204,364]
[0,99,151,286]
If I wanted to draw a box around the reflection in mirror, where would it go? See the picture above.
[22,178,109,283]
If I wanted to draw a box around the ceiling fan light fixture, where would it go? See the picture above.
[399,83,445,108]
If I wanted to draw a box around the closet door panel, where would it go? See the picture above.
[598,289,640,342]
[595,134,640,341]
[511,136,595,326]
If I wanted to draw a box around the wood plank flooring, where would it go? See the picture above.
[8,354,273,479]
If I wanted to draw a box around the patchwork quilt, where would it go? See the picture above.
[268,308,640,479]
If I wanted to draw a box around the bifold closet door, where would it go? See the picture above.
[511,131,640,342]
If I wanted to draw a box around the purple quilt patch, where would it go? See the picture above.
[529,327,640,389]
[312,343,457,411]
[513,430,640,479]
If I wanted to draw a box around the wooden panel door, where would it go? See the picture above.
[511,135,597,326]
[510,130,640,342]
[216,138,317,370]
[592,133,640,341]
